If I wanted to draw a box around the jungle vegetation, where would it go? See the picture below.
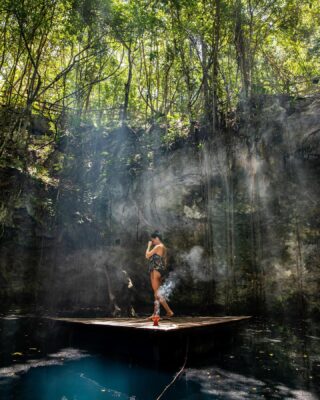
[0,0,319,163]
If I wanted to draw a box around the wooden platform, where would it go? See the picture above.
[49,315,251,332]
[46,315,252,364]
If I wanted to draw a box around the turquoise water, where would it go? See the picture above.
[0,315,320,399]
[1,354,171,400]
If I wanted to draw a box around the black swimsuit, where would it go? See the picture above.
[148,253,166,276]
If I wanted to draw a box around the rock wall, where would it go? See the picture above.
[0,94,319,318]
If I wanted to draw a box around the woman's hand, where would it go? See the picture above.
[148,240,153,247]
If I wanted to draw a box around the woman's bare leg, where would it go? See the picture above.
[151,270,174,317]
[147,271,159,319]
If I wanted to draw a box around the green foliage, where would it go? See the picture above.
[0,0,318,134]
[0,0,319,204]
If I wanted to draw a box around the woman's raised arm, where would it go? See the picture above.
[145,244,161,259]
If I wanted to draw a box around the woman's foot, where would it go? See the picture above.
[146,314,162,321]
[146,314,162,320]
[165,311,174,318]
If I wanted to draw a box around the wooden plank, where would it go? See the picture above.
[48,315,252,332]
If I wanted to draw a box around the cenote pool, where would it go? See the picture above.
[0,314,319,399]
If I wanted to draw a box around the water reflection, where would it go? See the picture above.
[0,348,89,379]
[0,352,171,400]
[179,319,320,399]
[183,367,317,399]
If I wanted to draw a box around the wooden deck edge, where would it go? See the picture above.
[45,315,252,333]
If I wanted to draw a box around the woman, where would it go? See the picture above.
[145,231,174,319]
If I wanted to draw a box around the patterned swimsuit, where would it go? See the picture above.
[148,253,166,276]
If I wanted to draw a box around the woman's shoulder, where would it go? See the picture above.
[154,243,166,252]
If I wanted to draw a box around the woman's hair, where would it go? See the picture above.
[150,230,162,241]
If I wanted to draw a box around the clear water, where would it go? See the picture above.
[0,314,319,399]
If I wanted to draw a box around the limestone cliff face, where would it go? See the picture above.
[0,95,319,318]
